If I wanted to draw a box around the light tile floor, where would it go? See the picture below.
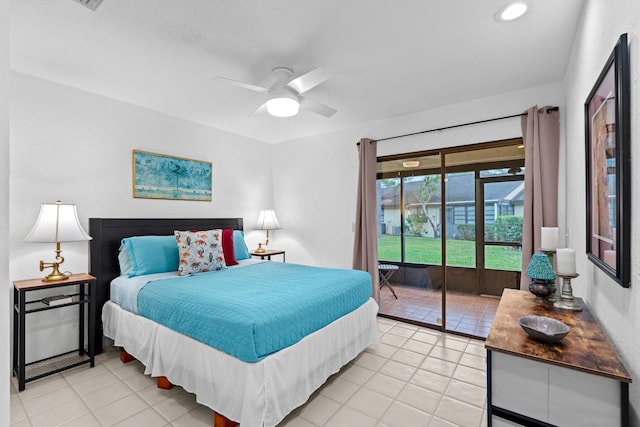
[11,318,488,427]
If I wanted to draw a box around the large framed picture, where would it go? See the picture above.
[584,33,630,288]
[133,150,212,201]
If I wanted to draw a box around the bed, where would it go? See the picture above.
[89,218,379,427]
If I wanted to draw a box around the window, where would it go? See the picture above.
[377,178,401,262]
[453,205,474,225]
[376,139,524,273]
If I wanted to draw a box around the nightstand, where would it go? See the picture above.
[250,249,286,262]
[13,273,96,391]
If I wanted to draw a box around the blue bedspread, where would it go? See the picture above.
[137,262,372,362]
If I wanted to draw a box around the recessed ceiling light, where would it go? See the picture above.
[495,1,529,23]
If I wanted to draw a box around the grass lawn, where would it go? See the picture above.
[378,235,521,271]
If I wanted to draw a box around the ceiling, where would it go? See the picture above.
[11,0,585,144]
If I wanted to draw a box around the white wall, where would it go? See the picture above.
[1,0,10,423]
[273,83,564,268]
[10,73,272,362]
[10,3,639,423]
[564,1,640,424]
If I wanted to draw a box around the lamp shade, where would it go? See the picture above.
[25,202,92,243]
[255,209,281,231]
[526,253,556,281]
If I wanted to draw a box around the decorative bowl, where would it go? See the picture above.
[518,315,570,343]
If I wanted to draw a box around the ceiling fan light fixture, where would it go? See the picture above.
[266,96,300,117]
[216,66,335,118]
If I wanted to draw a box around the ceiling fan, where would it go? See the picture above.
[72,0,103,11]
[214,67,337,118]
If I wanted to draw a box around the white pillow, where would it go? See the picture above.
[175,229,226,276]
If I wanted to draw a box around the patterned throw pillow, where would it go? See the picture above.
[175,229,226,276]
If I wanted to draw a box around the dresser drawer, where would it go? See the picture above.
[491,351,548,421]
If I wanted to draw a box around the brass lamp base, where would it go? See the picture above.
[42,265,69,282]
[40,245,70,282]
[254,229,271,254]
[42,271,70,282]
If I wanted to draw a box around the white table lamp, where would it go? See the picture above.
[254,209,281,253]
[25,201,92,282]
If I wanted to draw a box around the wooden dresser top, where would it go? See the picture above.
[486,289,631,383]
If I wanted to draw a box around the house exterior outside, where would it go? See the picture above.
[378,172,524,239]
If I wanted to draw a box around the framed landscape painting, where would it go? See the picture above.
[584,34,630,288]
[133,150,212,201]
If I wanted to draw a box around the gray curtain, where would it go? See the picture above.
[520,106,560,289]
[353,138,379,303]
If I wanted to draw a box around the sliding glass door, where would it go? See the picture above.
[376,140,524,338]
[403,169,443,325]
[377,153,442,326]
[442,169,478,334]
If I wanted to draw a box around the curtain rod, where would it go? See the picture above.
[365,106,559,143]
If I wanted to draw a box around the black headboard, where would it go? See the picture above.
[89,217,244,353]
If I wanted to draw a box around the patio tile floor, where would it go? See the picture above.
[379,284,500,339]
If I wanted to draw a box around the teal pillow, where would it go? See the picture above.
[122,235,179,277]
[233,230,251,260]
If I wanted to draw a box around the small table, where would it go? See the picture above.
[250,249,286,262]
[13,273,96,391]
[485,289,631,426]
[378,264,398,299]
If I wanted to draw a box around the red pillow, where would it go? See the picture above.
[221,228,238,266]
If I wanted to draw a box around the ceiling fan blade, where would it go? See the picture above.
[249,102,268,117]
[213,76,269,93]
[287,67,329,94]
[300,97,337,117]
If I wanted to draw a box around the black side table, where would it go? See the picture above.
[250,249,286,262]
[13,273,96,391]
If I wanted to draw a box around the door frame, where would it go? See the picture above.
[376,138,525,338]
[477,174,524,295]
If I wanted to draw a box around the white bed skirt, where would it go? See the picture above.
[102,298,379,427]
